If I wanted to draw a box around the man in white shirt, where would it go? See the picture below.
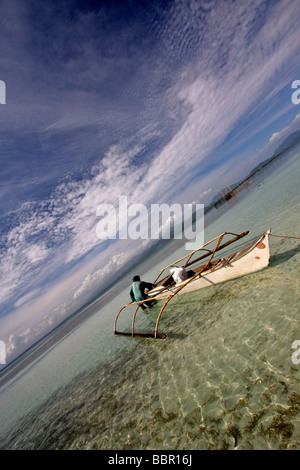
[170,266,189,284]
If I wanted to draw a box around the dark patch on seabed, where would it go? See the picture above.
[1,361,300,450]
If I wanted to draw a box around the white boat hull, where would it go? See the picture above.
[114,229,272,339]
[149,229,271,297]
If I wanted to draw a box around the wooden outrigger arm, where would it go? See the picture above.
[114,231,250,339]
[151,231,249,285]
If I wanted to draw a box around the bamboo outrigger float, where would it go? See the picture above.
[114,229,271,339]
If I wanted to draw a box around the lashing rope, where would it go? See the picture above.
[269,233,300,240]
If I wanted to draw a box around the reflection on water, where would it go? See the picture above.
[0,147,300,450]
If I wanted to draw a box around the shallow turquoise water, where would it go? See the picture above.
[0,145,299,450]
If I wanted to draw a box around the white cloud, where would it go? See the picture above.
[73,250,133,301]
[6,328,32,359]
[14,289,40,308]
[269,131,281,143]
[200,189,212,199]
[24,243,48,264]
[6,334,26,357]
[269,113,300,144]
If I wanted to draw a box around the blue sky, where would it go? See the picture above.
[1,0,300,364]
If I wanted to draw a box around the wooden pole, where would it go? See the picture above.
[132,305,141,336]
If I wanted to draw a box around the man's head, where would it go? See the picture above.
[133,275,140,282]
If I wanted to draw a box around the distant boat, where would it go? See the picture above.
[114,229,271,339]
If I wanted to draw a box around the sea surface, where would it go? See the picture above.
[0,144,299,450]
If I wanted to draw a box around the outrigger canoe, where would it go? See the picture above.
[114,229,271,339]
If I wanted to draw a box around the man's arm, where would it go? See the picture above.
[142,281,156,291]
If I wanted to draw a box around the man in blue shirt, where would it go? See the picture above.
[130,275,156,310]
